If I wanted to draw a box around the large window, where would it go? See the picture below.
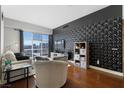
[23,32,49,58]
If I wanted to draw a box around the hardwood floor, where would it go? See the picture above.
[10,64,124,88]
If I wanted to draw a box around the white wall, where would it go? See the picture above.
[4,17,53,34]
[3,17,53,53]
[0,6,4,54]
[4,27,20,53]
[0,5,4,82]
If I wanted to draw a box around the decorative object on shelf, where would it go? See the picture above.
[75,43,80,49]
[74,42,89,69]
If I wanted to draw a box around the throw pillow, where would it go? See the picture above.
[3,51,17,61]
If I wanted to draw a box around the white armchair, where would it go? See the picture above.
[34,60,68,88]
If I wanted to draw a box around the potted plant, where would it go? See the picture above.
[4,60,12,70]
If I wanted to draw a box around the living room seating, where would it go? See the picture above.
[0,51,33,83]
[34,60,68,88]
[1,51,32,65]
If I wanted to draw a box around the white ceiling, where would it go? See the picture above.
[2,5,109,29]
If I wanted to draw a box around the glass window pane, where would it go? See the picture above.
[33,41,41,49]
[23,32,32,49]
[24,50,32,57]
[42,34,48,41]
[42,42,48,48]
[23,32,49,58]
[33,33,42,40]
[33,50,41,57]
[23,32,32,40]
[24,40,32,49]
[41,42,48,56]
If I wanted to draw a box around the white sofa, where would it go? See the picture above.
[0,51,33,83]
[34,60,68,88]
[2,60,33,83]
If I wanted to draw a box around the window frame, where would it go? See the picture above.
[23,32,49,58]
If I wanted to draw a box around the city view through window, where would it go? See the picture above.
[23,32,49,58]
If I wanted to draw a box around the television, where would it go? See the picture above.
[54,40,65,51]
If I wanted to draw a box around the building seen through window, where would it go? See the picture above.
[23,32,49,58]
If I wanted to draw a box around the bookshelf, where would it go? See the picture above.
[74,42,89,69]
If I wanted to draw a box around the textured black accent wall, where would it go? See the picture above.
[53,5,122,72]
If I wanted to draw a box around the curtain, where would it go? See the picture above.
[20,30,24,53]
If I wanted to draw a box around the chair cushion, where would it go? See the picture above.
[16,56,29,61]
[14,53,23,57]
[14,53,29,61]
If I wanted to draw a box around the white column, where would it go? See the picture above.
[0,6,4,83]
[0,6,4,54]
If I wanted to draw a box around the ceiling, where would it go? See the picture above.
[2,5,109,29]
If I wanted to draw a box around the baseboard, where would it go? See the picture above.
[89,65,123,77]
